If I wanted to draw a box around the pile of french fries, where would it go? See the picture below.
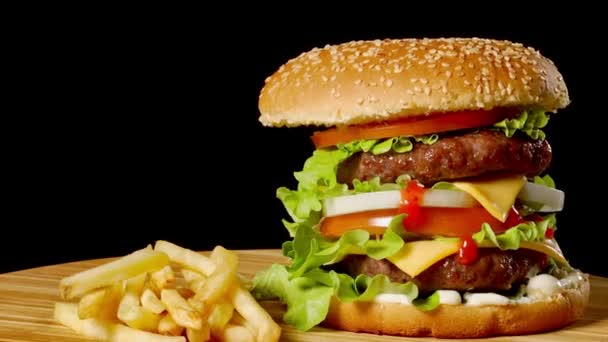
[54,240,281,342]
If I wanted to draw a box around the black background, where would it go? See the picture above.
[6,12,607,277]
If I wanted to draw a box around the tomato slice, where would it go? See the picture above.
[311,108,515,148]
[319,207,509,239]
[320,209,397,238]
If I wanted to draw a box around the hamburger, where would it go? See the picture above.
[251,38,589,338]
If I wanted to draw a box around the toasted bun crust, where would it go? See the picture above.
[323,274,589,338]
[259,38,569,127]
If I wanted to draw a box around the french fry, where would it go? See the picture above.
[176,287,195,299]
[154,240,215,276]
[158,313,184,336]
[141,288,166,314]
[57,241,281,342]
[193,246,238,304]
[78,287,106,319]
[55,302,185,342]
[181,269,205,284]
[117,291,160,332]
[222,324,254,342]
[161,289,202,329]
[97,282,124,321]
[60,247,169,299]
[229,312,257,337]
[151,265,175,289]
[208,302,234,338]
[187,297,206,315]
[182,269,206,293]
[188,277,206,294]
[55,302,109,340]
[186,325,210,342]
[124,272,147,296]
[230,286,281,342]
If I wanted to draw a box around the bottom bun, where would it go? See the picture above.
[323,274,590,338]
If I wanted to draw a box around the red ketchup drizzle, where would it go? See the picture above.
[505,207,524,227]
[457,236,478,265]
[399,181,425,228]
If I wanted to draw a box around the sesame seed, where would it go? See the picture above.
[445,71,452,78]
[356,97,364,105]
[414,86,422,92]
[330,75,337,81]
[354,79,362,85]
[420,78,428,84]
[321,75,328,82]
[386,79,393,87]
[424,87,431,95]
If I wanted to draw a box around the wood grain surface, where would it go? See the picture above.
[0,249,606,341]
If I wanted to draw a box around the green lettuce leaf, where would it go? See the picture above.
[533,174,556,188]
[473,214,556,249]
[492,109,549,140]
[284,217,405,279]
[352,176,401,193]
[251,264,426,331]
[412,291,441,311]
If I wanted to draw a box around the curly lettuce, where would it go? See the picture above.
[473,214,556,249]
[492,109,549,140]
[252,264,421,331]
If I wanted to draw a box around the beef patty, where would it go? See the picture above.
[337,130,552,185]
[332,249,547,292]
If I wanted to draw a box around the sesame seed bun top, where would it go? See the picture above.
[258,38,570,127]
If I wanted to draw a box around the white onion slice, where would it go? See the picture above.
[323,189,477,217]
[518,182,564,212]
[322,182,564,217]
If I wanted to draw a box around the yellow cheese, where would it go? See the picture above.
[452,174,526,222]
[387,240,461,277]
[386,239,566,277]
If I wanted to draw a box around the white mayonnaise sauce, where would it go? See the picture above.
[374,290,461,305]
[372,271,585,306]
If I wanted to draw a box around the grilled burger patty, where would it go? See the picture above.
[337,130,552,186]
[332,249,548,292]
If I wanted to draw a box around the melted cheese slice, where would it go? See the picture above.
[452,174,526,222]
[387,240,461,277]
[387,239,566,277]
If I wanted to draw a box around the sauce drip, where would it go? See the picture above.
[399,181,425,228]
[457,236,478,265]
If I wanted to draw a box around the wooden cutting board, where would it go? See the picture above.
[0,249,606,341]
